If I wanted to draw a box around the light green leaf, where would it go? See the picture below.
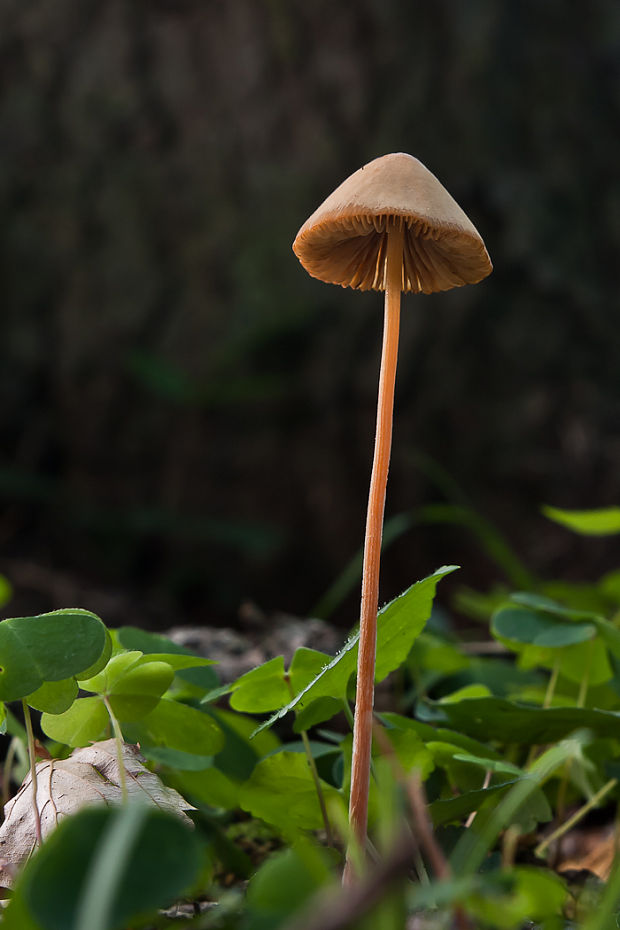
[239,751,345,835]
[116,626,218,692]
[229,657,287,712]
[107,662,175,720]
[230,649,331,714]
[254,566,457,735]
[41,697,109,747]
[440,684,493,703]
[78,652,143,693]
[134,653,215,671]
[385,728,434,778]
[544,505,620,536]
[130,699,224,755]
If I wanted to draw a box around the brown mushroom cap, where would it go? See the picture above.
[293,153,492,294]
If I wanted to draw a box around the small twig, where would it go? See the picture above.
[535,777,618,859]
[464,769,492,828]
[373,722,451,881]
[283,826,418,930]
[501,825,521,869]
[406,771,451,882]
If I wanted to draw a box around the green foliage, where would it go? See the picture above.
[239,751,346,836]
[2,539,620,928]
[543,505,620,536]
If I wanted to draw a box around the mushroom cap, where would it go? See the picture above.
[293,153,492,294]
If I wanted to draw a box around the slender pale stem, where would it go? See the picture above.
[22,700,42,846]
[284,675,334,845]
[103,695,128,803]
[343,221,404,886]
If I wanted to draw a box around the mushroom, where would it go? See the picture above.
[293,152,492,883]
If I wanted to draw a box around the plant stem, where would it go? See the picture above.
[341,699,355,731]
[577,640,594,708]
[556,643,594,821]
[525,658,561,768]
[285,675,334,846]
[544,657,560,708]
[103,695,128,803]
[344,220,404,886]
[22,700,42,846]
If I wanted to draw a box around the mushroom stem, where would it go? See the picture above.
[344,219,404,885]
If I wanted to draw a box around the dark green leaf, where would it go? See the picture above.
[26,678,78,714]
[293,697,343,732]
[429,780,519,827]
[138,746,214,771]
[492,607,595,647]
[0,610,106,702]
[379,712,504,760]
[117,626,219,691]
[419,696,620,743]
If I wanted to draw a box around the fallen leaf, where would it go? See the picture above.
[556,822,616,881]
[0,739,195,886]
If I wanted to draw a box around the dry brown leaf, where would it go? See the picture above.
[555,822,616,881]
[0,739,195,886]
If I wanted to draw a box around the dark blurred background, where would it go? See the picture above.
[1,0,619,631]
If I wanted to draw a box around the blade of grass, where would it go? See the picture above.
[74,804,148,930]
[450,737,582,876]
